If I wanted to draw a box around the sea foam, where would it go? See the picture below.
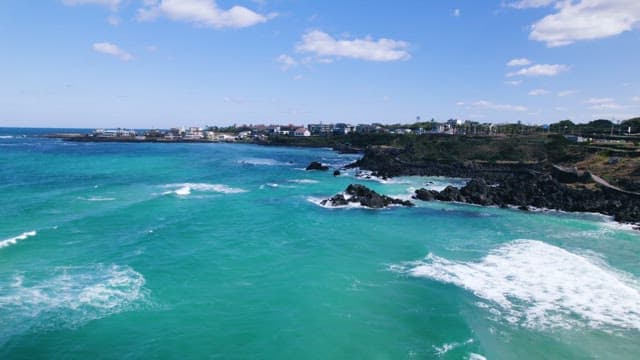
[79,196,116,201]
[0,264,148,341]
[306,195,402,210]
[238,158,289,166]
[0,230,36,249]
[433,338,473,356]
[288,179,319,184]
[163,183,247,196]
[394,239,640,331]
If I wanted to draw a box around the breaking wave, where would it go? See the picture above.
[238,158,290,166]
[0,230,37,249]
[162,183,247,196]
[79,196,116,202]
[287,179,319,184]
[393,239,640,331]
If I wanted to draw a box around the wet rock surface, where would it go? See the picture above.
[413,174,640,225]
[322,184,414,209]
[306,161,329,171]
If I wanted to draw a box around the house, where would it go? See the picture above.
[332,123,353,135]
[564,135,588,143]
[294,127,311,137]
[308,123,332,135]
[184,127,204,140]
[217,133,236,141]
[203,130,216,140]
[394,128,413,135]
[355,124,376,133]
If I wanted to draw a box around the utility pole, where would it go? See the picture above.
[611,116,615,136]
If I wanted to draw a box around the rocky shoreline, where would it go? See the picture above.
[349,147,640,227]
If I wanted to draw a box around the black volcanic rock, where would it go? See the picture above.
[413,173,640,226]
[306,161,329,171]
[321,184,414,208]
[321,194,349,206]
[413,188,437,201]
[333,170,341,176]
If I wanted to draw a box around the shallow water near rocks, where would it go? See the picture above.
[1,128,639,359]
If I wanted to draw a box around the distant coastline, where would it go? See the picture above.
[38,122,640,228]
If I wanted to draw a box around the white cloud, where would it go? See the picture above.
[587,97,614,104]
[107,14,121,26]
[528,88,550,96]
[293,74,304,81]
[586,97,622,110]
[471,100,528,112]
[62,0,122,9]
[276,54,297,70]
[223,96,246,104]
[506,58,532,67]
[508,0,555,9]
[632,96,640,102]
[145,45,158,52]
[504,80,523,86]
[296,30,410,62]
[92,42,133,61]
[456,101,465,106]
[453,9,461,17]
[557,90,578,97]
[137,0,272,28]
[591,112,635,120]
[528,0,640,47]
[507,64,569,77]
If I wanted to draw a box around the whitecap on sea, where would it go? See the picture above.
[78,196,116,202]
[287,179,319,184]
[392,239,640,331]
[237,158,290,166]
[0,230,37,249]
[162,183,247,196]
[0,264,148,343]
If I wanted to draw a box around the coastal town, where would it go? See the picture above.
[51,117,640,144]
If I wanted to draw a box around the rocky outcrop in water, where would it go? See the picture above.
[322,184,414,209]
[306,161,329,171]
[414,174,640,224]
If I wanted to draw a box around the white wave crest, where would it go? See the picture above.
[0,264,148,341]
[163,183,247,196]
[288,179,319,184]
[0,135,14,139]
[306,195,400,210]
[0,230,36,249]
[355,170,407,184]
[395,239,640,331]
[468,354,487,360]
[433,338,473,356]
[79,196,116,202]
[238,158,289,166]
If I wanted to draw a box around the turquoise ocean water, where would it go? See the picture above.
[1,128,639,359]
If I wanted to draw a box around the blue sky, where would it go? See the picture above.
[1,0,639,128]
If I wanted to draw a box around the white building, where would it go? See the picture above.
[294,127,311,137]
